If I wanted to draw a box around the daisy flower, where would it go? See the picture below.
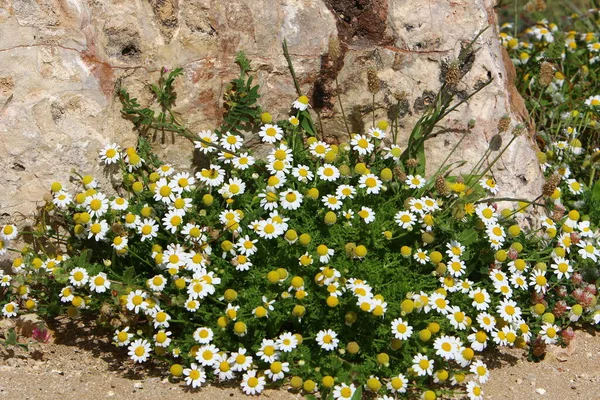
[196,164,225,187]
[566,179,583,194]
[113,326,133,346]
[405,174,426,189]
[466,380,484,400]
[309,140,330,158]
[147,275,167,292]
[430,292,450,315]
[259,124,283,143]
[257,339,280,362]
[265,361,289,381]
[292,95,309,111]
[469,288,491,310]
[408,198,427,214]
[468,330,488,352]
[390,317,413,340]
[446,306,468,330]
[316,244,334,263]
[183,363,206,388]
[277,332,298,352]
[162,209,185,234]
[350,134,374,155]
[89,272,111,293]
[479,176,499,194]
[232,152,255,170]
[184,298,200,312]
[256,218,284,240]
[53,191,72,209]
[322,194,343,210]
[333,383,356,399]
[317,164,340,182]
[412,353,434,376]
[196,344,220,367]
[60,286,74,303]
[358,206,376,224]
[469,360,490,383]
[110,197,129,211]
[386,374,408,393]
[551,257,573,279]
[395,210,417,229]
[497,299,521,323]
[154,178,176,204]
[280,189,303,210]
[219,177,246,198]
[433,335,461,360]
[413,248,429,264]
[584,95,600,107]
[235,235,258,256]
[336,184,356,199]
[529,269,548,294]
[2,302,18,318]
[220,132,244,152]
[288,116,299,126]
[156,164,175,177]
[367,126,386,139]
[152,310,171,329]
[128,339,152,363]
[476,312,497,332]
[577,241,600,262]
[87,219,109,241]
[266,159,291,175]
[539,323,560,344]
[85,193,109,218]
[194,130,219,154]
[240,370,265,395]
[154,330,172,347]
[359,174,383,194]
[171,172,195,193]
[213,353,235,381]
[126,290,148,314]
[229,348,253,372]
[69,267,89,287]
[383,144,403,161]
[316,329,339,351]
[475,204,498,225]
[99,143,121,164]
[447,258,466,277]
[292,164,314,182]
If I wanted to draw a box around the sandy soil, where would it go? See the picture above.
[0,317,598,400]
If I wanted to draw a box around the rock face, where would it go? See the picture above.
[0,0,543,221]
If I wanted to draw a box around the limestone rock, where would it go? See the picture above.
[0,0,543,223]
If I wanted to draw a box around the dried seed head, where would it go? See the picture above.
[445,62,461,87]
[551,205,566,221]
[539,62,554,86]
[406,158,419,168]
[394,166,407,182]
[393,91,407,102]
[542,174,560,197]
[497,115,511,133]
[512,123,525,137]
[111,223,124,235]
[524,1,536,13]
[435,176,449,196]
[536,0,547,11]
[328,35,341,61]
[367,67,380,94]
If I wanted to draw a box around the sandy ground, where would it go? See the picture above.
[0,317,598,400]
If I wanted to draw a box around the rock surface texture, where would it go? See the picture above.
[0,0,543,220]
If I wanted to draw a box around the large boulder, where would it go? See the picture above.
[0,0,543,220]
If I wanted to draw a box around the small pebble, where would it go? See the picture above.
[535,388,547,395]
[107,391,115,397]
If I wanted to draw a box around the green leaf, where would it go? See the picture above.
[122,266,136,285]
[592,179,600,202]
[351,386,363,400]
[458,228,478,246]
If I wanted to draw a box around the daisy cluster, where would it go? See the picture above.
[2,81,600,400]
